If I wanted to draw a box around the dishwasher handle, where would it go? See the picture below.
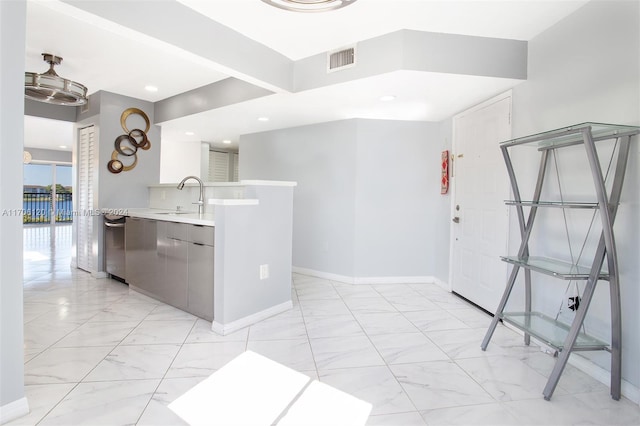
[104,222,125,228]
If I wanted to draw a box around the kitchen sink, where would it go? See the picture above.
[156,211,195,215]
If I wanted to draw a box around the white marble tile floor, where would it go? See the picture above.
[8,225,640,425]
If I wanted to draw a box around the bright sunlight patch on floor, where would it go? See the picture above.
[168,351,372,426]
[277,380,373,426]
[23,250,51,262]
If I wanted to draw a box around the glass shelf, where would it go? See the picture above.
[500,256,608,280]
[499,122,640,149]
[500,311,609,351]
[504,200,599,209]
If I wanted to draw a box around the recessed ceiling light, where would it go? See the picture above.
[145,85,158,92]
[59,145,67,149]
[379,95,396,102]
[185,131,195,136]
[258,117,269,122]
[222,140,232,145]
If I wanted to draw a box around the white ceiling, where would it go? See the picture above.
[160,70,524,144]
[23,0,589,151]
[179,0,588,60]
[23,116,74,151]
[25,0,229,102]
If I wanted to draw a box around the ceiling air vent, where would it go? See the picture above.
[327,46,356,73]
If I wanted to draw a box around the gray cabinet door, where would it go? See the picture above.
[125,217,157,293]
[188,242,214,321]
[127,219,213,320]
[164,236,189,309]
[125,217,142,286]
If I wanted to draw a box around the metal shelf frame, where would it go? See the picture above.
[481,122,639,401]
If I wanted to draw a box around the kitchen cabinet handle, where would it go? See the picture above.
[105,222,125,228]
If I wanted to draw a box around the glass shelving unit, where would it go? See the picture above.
[500,312,609,351]
[481,122,639,401]
[500,256,608,280]
[504,200,599,209]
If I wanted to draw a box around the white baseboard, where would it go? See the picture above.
[354,276,434,285]
[0,397,29,424]
[502,323,640,404]
[292,267,356,284]
[567,352,640,404]
[212,300,293,335]
[292,267,435,285]
[92,271,108,279]
[432,277,451,292]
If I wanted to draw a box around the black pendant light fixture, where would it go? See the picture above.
[25,53,88,106]
[261,0,358,13]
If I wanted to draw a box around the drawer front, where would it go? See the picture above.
[166,221,188,241]
[188,225,214,246]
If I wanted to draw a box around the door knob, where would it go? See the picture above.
[452,217,460,223]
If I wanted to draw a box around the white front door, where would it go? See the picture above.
[450,94,512,313]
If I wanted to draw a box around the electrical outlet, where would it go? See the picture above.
[260,264,269,280]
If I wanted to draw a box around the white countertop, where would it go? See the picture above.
[113,208,216,226]
[103,196,261,226]
[208,199,259,206]
[148,179,297,188]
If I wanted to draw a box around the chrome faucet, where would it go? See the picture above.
[177,176,204,215]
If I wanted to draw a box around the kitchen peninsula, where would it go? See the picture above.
[115,180,296,335]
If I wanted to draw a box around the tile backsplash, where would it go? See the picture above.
[148,184,245,213]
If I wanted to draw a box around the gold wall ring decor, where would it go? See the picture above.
[107,159,124,174]
[128,129,150,149]
[120,108,150,134]
[109,146,138,172]
[114,134,138,156]
[108,108,151,174]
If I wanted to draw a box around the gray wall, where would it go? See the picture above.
[214,185,294,324]
[94,92,161,209]
[75,91,161,274]
[24,98,77,122]
[240,119,446,281]
[240,120,358,277]
[0,0,26,415]
[434,118,453,283]
[353,120,442,278]
[509,0,640,388]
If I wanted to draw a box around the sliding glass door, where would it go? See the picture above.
[23,163,73,224]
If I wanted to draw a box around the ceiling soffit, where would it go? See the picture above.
[155,28,526,123]
[58,0,528,130]
[61,0,293,93]
[293,30,526,93]
[155,78,274,124]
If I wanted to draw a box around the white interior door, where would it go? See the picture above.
[209,150,230,182]
[76,125,95,273]
[450,94,511,313]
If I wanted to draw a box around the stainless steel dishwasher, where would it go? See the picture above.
[104,214,127,282]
